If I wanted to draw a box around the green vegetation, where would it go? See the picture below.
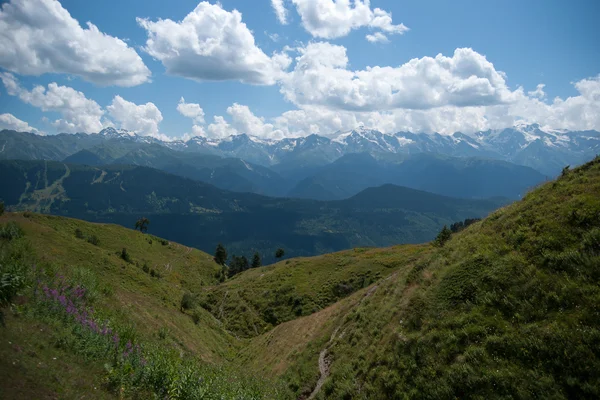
[0,213,287,398]
[198,244,430,337]
[300,156,600,399]
[0,159,503,263]
[134,216,150,233]
[214,243,227,266]
[2,156,600,399]
[433,224,452,247]
[252,252,262,269]
[275,247,285,259]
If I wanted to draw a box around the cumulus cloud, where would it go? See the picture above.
[271,0,288,24]
[365,32,388,43]
[0,0,150,86]
[272,75,600,136]
[227,103,285,139]
[204,104,285,140]
[207,115,238,139]
[280,44,518,111]
[0,113,39,133]
[0,72,105,133]
[107,95,163,137]
[290,0,408,39]
[138,2,291,85]
[177,97,205,124]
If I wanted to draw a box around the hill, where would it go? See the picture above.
[236,156,600,398]
[64,143,289,197]
[0,159,502,262]
[1,156,600,399]
[288,152,547,200]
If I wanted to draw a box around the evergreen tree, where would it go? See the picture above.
[135,217,150,233]
[275,248,285,259]
[214,243,227,266]
[251,252,261,269]
[228,255,250,277]
[434,225,452,247]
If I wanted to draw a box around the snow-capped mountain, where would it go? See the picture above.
[175,125,598,175]
[2,124,598,176]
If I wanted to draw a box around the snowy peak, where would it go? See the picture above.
[98,127,135,138]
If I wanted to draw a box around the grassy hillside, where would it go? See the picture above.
[2,157,599,399]
[280,157,600,399]
[198,244,430,337]
[0,159,502,262]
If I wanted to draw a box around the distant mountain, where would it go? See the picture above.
[0,160,503,262]
[288,152,547,200]
[3,124,598,177]
[65,142,289,196]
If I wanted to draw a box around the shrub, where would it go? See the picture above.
[158,326,169,340]
[192,311,201,325]
[150,269,156,277]
[0,222,24,241]
[434,225,452,247]
[142,263,150,273]
[74,228,84,239]
[180,292,196,312]
[87,235,100,246]
[0,201,4,216]
[120,248,131,263]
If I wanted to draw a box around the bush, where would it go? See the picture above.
[120,248,131,263]
[0,222,24,241]
[180,292,196,312]
[87,235,100,246]
[158,326,169,340]
[74,228,84,239]
[192,311,201,325]
[0,201,4,216]
[142,263,150,273]
[434,225,452,247]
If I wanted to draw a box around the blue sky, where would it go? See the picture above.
[0,0,599,139]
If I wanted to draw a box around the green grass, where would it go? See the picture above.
[305,156,600,399]
[198,244,430,338]
[1,156,600,399]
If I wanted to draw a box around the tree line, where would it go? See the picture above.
[214,243,284,278]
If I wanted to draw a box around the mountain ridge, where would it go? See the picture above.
[2,124,599,176]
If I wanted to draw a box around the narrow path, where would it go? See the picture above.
[303,280,385,399]
[307,327,339,400]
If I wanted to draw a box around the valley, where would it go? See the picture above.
[1,156,599,399]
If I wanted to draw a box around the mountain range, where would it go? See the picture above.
[3,123,591,200]
[0,159,503,262]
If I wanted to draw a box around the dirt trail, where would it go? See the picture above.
[306,327,339,400]
[304,279,386,399]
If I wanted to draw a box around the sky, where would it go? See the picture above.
[0,0,599,140]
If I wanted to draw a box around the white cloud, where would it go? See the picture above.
[0,0,150,86]
[365,32,388,43]
[527,83,546,99]
[272,75,600,136]
[138,2,291,85]
[177,97,205,124]
[227,103,284,139]
[271,0,288,24]
[281,44,518,111]
[207,115,237,139]
[0,113,39,133]
[107,95,163,137]
[290,0,408,39]
[0,72,105,133]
